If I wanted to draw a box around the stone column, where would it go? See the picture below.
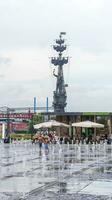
[108,117,111,135]
[94,115,96,140]
[2,123,5,140]
[69,122,72,138]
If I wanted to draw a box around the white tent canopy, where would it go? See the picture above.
[34,120,69,129]
[72,120,104,128]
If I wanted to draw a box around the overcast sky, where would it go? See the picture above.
[0,0,112,112]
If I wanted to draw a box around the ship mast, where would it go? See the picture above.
[51,32,68,113]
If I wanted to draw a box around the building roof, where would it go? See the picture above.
[41,112,112,116]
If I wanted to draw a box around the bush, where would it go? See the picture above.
[0,133,33,140]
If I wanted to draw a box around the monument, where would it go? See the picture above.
[51,32,68,113]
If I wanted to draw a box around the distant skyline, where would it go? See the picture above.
[0,0,112,111]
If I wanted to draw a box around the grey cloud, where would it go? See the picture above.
[0,0,111,51]
[67,84,112,111]
[0,78,52,107]
[0,56,11,65]
[0,74,5,78]
[0,0,112,110]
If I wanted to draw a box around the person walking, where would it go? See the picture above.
[38,134,43,150]
[44,136,49,153]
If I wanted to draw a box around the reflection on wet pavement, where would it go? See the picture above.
[0,141,112,199]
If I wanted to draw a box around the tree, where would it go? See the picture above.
[33,113,43,125]
[28,113,43,136]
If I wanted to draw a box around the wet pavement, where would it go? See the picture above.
[0,141,112,199]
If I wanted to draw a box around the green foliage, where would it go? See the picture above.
[0,133,31,140]
[33,113,43,125]
[15,130,28,134]
[28,113,43,134]
[0,132,34,140]
[10,133,31,140]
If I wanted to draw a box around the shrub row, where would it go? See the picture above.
[0,133,33,140]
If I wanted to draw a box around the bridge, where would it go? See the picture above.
[0,106,53,119]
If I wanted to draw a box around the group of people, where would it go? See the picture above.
[32,131,71,150]
[32,131,112,150]
[32,133,51,151]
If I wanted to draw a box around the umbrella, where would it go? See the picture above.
[34,120,69,129]
[72,120,104,128]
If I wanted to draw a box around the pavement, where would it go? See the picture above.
[0,141,112,199]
